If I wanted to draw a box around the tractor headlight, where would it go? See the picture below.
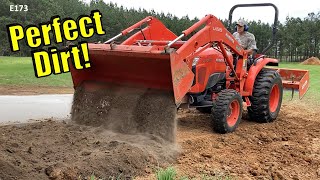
[192,57,200,66]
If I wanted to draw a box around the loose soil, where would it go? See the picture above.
[71,83,177,142]
[300,57,320,65]
[169,102,320,179]
[0,83,179,180]
[0,121,177,180]
[0,86,319,179]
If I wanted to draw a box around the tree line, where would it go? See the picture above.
[1,0,319,62]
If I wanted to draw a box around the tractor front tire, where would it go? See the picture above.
[248,68,283,123]
[211,89,243,133]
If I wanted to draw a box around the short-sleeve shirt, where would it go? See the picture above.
[232,32,257,50]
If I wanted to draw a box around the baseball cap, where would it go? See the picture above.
[236,19,247,26]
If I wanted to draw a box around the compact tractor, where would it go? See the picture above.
[70,3,309,134]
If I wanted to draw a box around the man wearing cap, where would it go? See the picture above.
[233,19,257,55]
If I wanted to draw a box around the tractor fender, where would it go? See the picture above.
[244,58,279,95]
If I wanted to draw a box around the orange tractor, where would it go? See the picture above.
[70,3,309,133]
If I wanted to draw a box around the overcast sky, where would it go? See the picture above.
[84,0,320,24]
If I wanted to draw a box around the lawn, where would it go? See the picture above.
[0,56,319,102]
[0,56,72,87]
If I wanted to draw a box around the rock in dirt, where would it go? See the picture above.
[45,164,77,180]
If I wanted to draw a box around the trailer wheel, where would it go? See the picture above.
[196,107,212,114]
[211,89,243,133]
[248,68,283,123]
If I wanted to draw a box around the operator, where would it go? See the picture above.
[233,19,257,56]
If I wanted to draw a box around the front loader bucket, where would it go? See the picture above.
[276,68,310,99]
[69,43,194,142]
[71,44,171,91]
[70,43,194,105]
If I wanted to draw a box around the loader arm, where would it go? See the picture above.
[174,14,247,67]
[121,17,178,45]
[105,16,178,45]
[167,14,250,101]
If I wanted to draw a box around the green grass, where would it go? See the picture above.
[156,167,233,180]
[278,62,320,103]
[0,56,72,87]
[156,167,177,180]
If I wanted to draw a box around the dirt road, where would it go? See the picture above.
[0,87,319,179]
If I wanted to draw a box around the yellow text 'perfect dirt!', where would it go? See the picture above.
[6,10,106,78]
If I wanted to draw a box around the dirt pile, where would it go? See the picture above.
[1,100,320,179]
[71,83,177,142]
[300,57,320,65]
[0,83,179,179]
[0,121,178,179]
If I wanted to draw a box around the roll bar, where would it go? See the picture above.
[228,3,279,54]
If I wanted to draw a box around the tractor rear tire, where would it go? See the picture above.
[211,89,243,133]
[196,107,212,114]
[248,68,283,123]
